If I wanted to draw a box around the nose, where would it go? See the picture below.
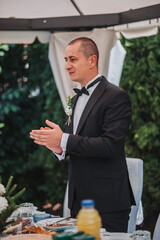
[65,61,72,70]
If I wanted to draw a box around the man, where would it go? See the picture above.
[30,37,135,232]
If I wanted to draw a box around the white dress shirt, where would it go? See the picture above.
[55,74,101,160]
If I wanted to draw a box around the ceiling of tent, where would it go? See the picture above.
[0,0,160,18]
[0,0,160,31]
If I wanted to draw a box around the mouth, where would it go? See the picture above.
[69,72,74,76]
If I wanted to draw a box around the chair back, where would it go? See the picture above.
[153,214,160,240]
[63,182,70,217]
[126,158,143,233]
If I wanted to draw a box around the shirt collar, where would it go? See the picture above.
[85,73,101,88]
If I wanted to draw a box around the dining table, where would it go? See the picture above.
[1,203,150,240]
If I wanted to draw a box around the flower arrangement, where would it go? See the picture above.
[0,176,25,234]
[65,96,74,126]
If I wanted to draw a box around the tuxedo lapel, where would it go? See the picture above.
[72,94,79,117]
[70,94,78,133]
[76,77,108,135]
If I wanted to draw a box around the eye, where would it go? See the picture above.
[71,58,76,62]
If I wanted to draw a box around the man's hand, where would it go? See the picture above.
[30,120,63,154]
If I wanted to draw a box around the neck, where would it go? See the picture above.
[81,71,99,87]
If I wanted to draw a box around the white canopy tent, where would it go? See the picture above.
[1,0,160,43]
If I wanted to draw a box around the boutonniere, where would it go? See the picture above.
[65,96,74,126]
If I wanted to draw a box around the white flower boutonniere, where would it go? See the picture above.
[65,96,74,126]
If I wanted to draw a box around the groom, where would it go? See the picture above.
[30,37,135,232]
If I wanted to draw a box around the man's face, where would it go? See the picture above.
[64,42,91,86]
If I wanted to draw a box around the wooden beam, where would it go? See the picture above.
[0,4,160,31]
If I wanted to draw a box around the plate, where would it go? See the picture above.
[2,223,22,234]
[36,217,76,231]
[101,232,132,240]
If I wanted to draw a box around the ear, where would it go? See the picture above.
[89,55,97,69]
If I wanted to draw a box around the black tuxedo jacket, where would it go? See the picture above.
[63,76,135,213]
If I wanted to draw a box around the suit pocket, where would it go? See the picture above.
[92,169,123,179]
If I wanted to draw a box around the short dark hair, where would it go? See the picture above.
[68,37,99,67]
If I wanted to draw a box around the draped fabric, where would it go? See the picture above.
[0,31,50,44]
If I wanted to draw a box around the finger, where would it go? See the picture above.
[31,130,49,135]
[40,127,51,130]
[34,140,46,146]
[30,133,36,139]
[30,133,47,141]
[46,120,58,129]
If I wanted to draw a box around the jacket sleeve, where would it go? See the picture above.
[66,90,132,159]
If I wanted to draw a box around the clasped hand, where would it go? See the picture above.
[30,120,63,154]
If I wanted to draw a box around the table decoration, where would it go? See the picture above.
[0,176,25,235]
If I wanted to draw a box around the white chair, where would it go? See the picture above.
[63,181,70,217]
[152,214,160,240]
[126,158,143,233]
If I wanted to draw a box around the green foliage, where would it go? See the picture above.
[0,40,67,211]
[0,176,25,233]
[120,30,160,219]
[66,96,74,109]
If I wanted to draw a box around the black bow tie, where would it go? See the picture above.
[73,77,102,96]
[73,87,89,96]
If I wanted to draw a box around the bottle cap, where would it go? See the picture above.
[81,199,95,207]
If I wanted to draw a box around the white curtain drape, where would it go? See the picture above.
[48,28,127,108]
[107,39,126,86]
[113,18,160,39]
[0,31,50,44]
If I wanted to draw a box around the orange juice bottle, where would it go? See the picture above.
[76,200,101,240]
